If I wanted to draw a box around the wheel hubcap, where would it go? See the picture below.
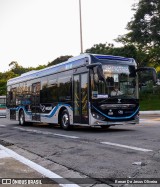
[20,114,24,125]
[62,114,69,127]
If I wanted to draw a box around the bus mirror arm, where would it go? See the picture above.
[86,63,102,69]
[136,67,157,84]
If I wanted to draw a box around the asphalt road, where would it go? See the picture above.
[0,116,160,187]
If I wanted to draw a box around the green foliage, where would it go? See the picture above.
[140,90,160,110]
[86,43,113,54]
[8,61,46,76]
[127,0,160,47]
[0,71,18,95]
[35,64,47,70]
[0,79,7,95]
[47,55,72,67]
[9,61,27,75]
[139,83,160,110]
[117,0,160,67]
[140,94,160,110]
[86,43,136,57]
[0,55,72,95]
[156,66,160,79]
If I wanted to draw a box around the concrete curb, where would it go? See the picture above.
[140,111,160,115]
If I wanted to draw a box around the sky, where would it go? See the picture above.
[0,0,138,72]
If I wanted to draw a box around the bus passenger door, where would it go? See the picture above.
[73,73,89,124]
[31,82,41,121]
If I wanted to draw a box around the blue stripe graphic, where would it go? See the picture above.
[92,105,139,120]
[10,104,72,118]
[41,104,72,118]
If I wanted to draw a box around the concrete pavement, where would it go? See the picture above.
[0,144,80,187]
[0,157,54,187]
[0,144,108,187]
[0,112,160,187]
[140,111,160,115]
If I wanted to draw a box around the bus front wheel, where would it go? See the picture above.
[101,125,110,129]
[60,110,71,130]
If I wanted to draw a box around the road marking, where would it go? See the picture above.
[0,145,80,187]
[101,142,153,152]
[154,118,160,121]
[0,150,10,158]
[14,127,79,139]
[0,125,6,127]
[54,133,79,139]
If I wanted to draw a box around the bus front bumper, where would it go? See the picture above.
[90,115,139,127]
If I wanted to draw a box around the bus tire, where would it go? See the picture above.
[101,125,110,129]
[60,109,71,130]
[19,110,26,125]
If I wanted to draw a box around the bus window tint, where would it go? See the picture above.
[58,76,72,102]
[40,79,57,103]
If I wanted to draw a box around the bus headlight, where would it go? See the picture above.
[92,112,105,120]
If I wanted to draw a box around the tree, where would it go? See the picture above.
[9,61,27,75]
[47,55,72,67]
[0,55,73,95]
[85,43,114,54]
[116,0,160,67]
[0,71,17,95]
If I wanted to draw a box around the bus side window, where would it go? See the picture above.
[40,80,57,103]
[58,76,72,102]
[8,90,16,106]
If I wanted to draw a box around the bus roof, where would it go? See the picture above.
[7,53,136,86]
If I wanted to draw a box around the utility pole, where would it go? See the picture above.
[79,0,83,53]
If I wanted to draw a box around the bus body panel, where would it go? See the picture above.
[7,104,73,125]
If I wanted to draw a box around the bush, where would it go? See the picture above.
[140,86,160,110]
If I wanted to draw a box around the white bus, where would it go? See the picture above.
[6,54,157,129]
[0,96,6,117]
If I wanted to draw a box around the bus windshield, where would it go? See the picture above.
[91,65,137,99]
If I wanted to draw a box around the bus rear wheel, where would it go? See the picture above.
[60,110,71,130]
[19,110,25,125]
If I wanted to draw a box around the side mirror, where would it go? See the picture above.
[129,66,136,77]
[136,67,157,84]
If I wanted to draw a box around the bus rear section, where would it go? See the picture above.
[0,96,6,117]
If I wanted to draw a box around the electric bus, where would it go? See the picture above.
[6,54,157,129]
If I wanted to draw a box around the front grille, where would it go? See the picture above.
[100,104,136,109]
